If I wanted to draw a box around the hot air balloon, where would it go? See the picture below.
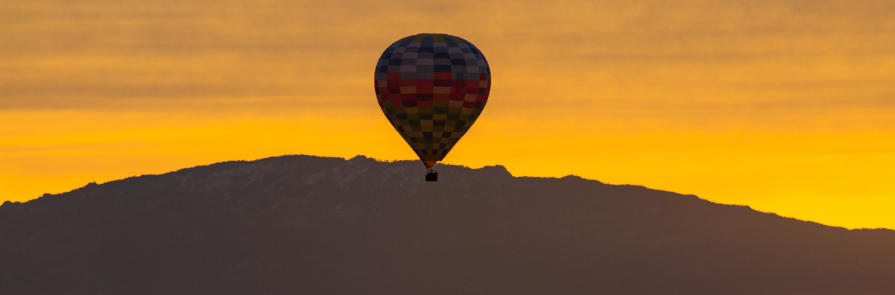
[374,33,491,182]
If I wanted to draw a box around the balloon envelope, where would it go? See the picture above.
[374,33,491,168]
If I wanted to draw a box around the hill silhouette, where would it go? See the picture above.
[2,155,894,294]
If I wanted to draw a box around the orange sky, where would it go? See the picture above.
[2,0,894,229]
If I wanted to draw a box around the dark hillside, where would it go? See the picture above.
[2,155,894,294]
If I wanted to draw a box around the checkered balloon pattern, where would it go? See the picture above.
[374,33,491,168]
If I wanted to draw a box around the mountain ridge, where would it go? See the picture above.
[2,154,887,232]
[2,154,894,294]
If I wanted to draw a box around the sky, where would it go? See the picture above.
[2,0,894,229]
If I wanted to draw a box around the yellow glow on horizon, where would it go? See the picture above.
[3,109,894,229]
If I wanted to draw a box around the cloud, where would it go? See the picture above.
[1,0,893,115]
